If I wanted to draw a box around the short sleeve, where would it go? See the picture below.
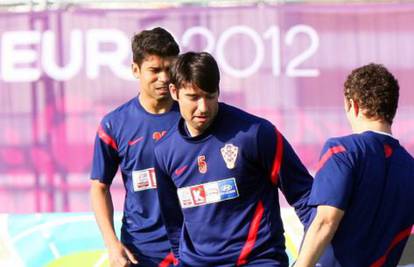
[308,139,354,211]
[90,118,120,184]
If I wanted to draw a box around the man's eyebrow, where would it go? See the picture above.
[184,93,198,97]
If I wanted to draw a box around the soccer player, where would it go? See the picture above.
[90,27,180,267]
[295,63,414,267]
[154,52,313,266]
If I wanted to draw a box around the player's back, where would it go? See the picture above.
[367,134,414,266]
[320,131,414,267]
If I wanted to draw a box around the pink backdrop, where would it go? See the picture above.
[1,3,414,212]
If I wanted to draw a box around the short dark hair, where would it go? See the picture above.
[344,63,399,124]
[170,52,220,94]
[131,27,179,66]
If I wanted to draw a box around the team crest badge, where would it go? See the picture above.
[221,144,238,169]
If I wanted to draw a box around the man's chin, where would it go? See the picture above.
[196,122,211,132]
[156,93,172,101]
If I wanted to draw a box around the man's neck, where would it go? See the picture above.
[352,119,392,135]
[184,122,200,137]
[138,94,173,114]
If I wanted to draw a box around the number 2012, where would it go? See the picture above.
[180,25,320,78]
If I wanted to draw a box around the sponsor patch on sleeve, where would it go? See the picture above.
[177,178,239,209]
[132,168,157,191]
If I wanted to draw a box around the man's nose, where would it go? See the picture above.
[197,98,208,113]
[158,71,168,83]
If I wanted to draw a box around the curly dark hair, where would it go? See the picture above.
[344,63,399,124]
[131,27,179,66]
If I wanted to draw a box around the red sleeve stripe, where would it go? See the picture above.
[236,200,265,266]
[384,144,393,158]
[315,145,346,173]
[270,128,284,185]
[370,225,413,267]
[158,252,177,267]
[97,125,118,151]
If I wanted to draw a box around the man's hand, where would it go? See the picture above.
[108,241,138,267]
[91,181,138,266]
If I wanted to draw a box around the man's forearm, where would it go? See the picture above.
[90,181,119,247]
[294,218,335,266]
[295,206,343,267]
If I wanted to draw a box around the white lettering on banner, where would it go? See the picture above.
[132,168,157,192]
[86,29,132,80]
[181,26,215,53]
[177,177,239,209]
[42,30,83,80]
[285,25,320,77]
[263,26,281,76]
[0,25,320,82]
[216,26,264,78]
[1,31,41,82]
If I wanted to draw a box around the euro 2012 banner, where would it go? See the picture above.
[0,210,303,267]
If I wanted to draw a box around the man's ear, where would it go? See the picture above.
[344,97,351,112]
[349,99,360,117]
[169,83,178,101]
[131,63,140,79]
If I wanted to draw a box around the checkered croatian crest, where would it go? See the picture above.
[221,144,238,169]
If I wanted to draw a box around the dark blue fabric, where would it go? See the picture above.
[154,103,313,266]
[309,131,414,267]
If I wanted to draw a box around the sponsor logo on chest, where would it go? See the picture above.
[132,167,157,191]
[177,177,239,209]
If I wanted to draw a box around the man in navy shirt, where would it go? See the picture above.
[154,52,313,266]
[90,27,180,267]
[295,63,414,267]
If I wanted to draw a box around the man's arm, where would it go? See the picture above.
[277,135,314,224]
[257,122,313,224]
[294,205,344,267]
[90,180,138,267]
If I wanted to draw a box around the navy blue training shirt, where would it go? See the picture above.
[154,103,313,267]
[309,131,414,267]
[91,97,180,264]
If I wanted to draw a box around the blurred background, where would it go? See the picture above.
[0,0,413,266]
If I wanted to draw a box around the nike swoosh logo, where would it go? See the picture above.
[175,165,188,176]
[128,137,144,146]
